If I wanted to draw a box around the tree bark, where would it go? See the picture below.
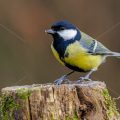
[0,81,120,120]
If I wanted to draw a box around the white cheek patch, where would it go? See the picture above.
[58,29,77,40]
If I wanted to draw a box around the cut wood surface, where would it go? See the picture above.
[0,81,120,120]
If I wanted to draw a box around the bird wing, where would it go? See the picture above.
[79,31,112,55]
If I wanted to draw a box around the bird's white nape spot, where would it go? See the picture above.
[57,29,77,40]
[93,40,97,52]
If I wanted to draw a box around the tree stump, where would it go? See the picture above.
[0,81,120,120]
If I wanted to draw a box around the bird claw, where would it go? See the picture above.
[54,71,75,85]
[54,75,67,85]
[76,77,92,83]
[80,77,92,81]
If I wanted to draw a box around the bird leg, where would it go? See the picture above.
[54,71,74,85]
[77,68,97,83]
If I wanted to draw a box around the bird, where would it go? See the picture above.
[45,20,120,85]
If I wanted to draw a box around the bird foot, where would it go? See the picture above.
[76,77,92,83]
[80,76,92,81]
[54,75,70,85]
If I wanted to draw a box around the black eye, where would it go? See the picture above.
[60,27,65,30]
[51,26,65,31]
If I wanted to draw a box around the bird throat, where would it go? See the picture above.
[53,37,74,58]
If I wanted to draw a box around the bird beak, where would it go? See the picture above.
[45,29,55,34]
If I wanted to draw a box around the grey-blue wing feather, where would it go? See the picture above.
[79,31,112,55]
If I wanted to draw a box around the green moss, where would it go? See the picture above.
[16,88,31,99]
[103,89,120,119]
[66,111,79,120]
[51,112,55,120]
[66,116,71,120]
[0,88,31,120]
[73,111,79,120]
[0,94,20,120]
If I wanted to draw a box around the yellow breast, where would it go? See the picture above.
[64,41,103,71]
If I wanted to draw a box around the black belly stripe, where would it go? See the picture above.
[65,63,89,72]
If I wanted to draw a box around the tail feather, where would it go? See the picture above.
[108,52,120,58]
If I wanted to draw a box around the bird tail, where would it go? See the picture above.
[107,52,120,58]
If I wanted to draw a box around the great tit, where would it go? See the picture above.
[46,20,120,85]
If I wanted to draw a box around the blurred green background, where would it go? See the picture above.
[0,0,120,109]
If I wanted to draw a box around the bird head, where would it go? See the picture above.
[45,20,80,41]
